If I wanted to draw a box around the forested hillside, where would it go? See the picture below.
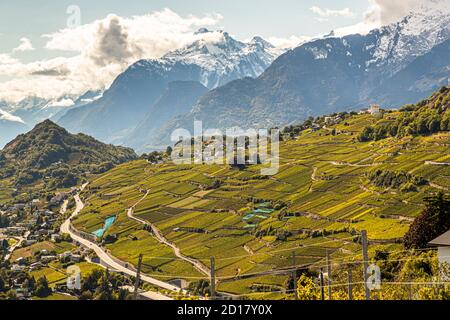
[0,120,137,192]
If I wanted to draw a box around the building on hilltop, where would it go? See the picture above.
[368,104,381,116]
[360,104,382,116]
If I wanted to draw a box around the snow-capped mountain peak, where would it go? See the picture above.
[249,36,275,49]
[157,30,281,88]
[194,27,212,35]
[364,2,450,74]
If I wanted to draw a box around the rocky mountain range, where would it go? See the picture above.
[56,30,280,146]
[2,1,449,153]
[148,2,450,148]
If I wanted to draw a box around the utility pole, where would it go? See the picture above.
[408,275,413,300]
[29,190,33,217]
[292,252,298,300]
[210,257,216,300]
[326,249,332,300]
[347,267,353,301]
[361,230,370,300]
[319,268,325,301]
[133,254,143,300]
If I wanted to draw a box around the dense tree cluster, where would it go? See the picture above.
[187,279,211,297]
[359,87,450,142]
[404,193,450,249]
[79,269,131,300]
[0,214,9,228]
[366,169,427,192]
[0,120,137,191]
[282,111,355,139]
[0,268,49,299]
[34,277,51,298]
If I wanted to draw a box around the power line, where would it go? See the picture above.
[109,249,446,281]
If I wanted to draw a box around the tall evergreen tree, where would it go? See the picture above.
[404,193,450,249]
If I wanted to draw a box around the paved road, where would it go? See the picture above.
[60,186,175,300]
[127,190,211,276]
[4,231,30,261]
[120,285,174,300]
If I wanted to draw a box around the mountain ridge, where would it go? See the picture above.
[56,31,280,143]
[147,7,450,147]
[0,120,137,189]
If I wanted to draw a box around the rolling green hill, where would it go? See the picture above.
[72,89,449,298]
[0,120,137,196]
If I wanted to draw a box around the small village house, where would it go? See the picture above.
[368,104,381,116]
[429,230,450,278]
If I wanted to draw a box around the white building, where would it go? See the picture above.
[368,104,381,116]
[41,255,57,263]
[51,234,62,242]
[429,230,450,279]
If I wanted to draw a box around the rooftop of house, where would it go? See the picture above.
[429,230,450,247]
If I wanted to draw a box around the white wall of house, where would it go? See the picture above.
[438,246,450,279]
[438,247,450,264]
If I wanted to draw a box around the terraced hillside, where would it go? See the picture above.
[72,91,449,298]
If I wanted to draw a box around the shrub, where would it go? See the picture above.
[403,193,450,249]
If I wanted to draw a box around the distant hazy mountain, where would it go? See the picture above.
[151,2,450,145]
[125,81,208,151]
[3,96,70,126]
[0,90,103,134]
[50,90,104,122]
[57,30,280,144]
[369,39,450,107]
[0,110,29,149]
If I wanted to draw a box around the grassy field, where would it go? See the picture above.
[32,293,78,300]
[30,261,103,288]
[10,241,75,261]
[71,112,449,297]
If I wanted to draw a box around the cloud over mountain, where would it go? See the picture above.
[334,0,447,37]
[0,9,224,102]
[89,15,142,67]
[0,109,25,123]
[369,0,421,25]
[310,6,355,19]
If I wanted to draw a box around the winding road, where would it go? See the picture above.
[127,190,211,277]
[60,184,175,300]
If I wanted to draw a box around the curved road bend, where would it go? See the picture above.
[60,185,176,300]
[127,190,211,277]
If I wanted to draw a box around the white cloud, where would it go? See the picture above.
[46,98,75,108]
[0,9,224,102]
[267,35,312,50]
[332,0,448,37]
[0,54,18,64]
[0,56,71,77]
[0,109,25,123]
[366,0,422,25]
[310,6,355,19]
[7,2,440,102]
[13,37,35,52]
[43,9,223,58]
